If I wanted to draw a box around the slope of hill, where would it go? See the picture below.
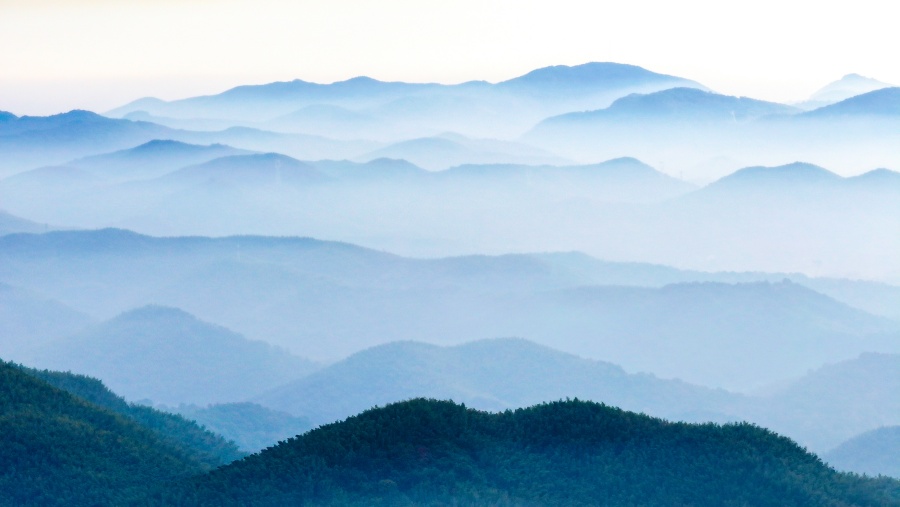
[69,139,253,180]
[750,353,900,451]
[0,110,180,175]
[0,282,92,363]
[176,402,313,453]
[157,153,329,188]
[537,87,798,126]
[163,399,900,506]
[798,73,894,109]
[543,281,899,390]
[19,365,244,467]
[802,87,900,117]
[437,157,696,202]
[496,62,705,97]
[825,426,900,478]
[0,360,214,506]
[311,157,428,181]
[1,229,895,391]
[0,209,50,235]
[356,134,566,170]
[29,305,319,405]
[254,338,737,425]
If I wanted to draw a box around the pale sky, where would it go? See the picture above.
[1,0,897,115]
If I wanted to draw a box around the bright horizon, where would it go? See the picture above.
[1,0,898,116]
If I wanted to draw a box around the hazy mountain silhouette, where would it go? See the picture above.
[797,73,894,110]
[750,353,900,451]
[698,162,842,194]
[1,229,896,391]
[535,87,797,126]
[802,86,900,117]
[356,133,567,170]
[0,282,92,363]
[104,62,707,140]
[436,157,696,203]
[497,62,705,96]
[311,157,428,181]
[253,338,737,425]
[0,209,51,235]
[29,305,319,405]
[70,139,253,181]
[175,402,313,453]
[825,426,900,478]
[156,153,329,188]
[0,110,181,176]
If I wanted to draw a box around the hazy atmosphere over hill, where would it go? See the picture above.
[2,2,898,504]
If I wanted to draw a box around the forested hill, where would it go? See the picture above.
[19,365,245,468]
[0,361,221,506]
[165,399,900,506]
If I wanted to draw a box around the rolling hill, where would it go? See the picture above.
[253,338,738,425]
[161,398,900,506]
[0,282,92,363]
[0,360,221,506]
[29,305,319,405]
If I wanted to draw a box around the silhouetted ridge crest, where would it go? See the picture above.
[166,398,900,506]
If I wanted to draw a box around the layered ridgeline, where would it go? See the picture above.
[106,62,704,140]
[0,360,241,506]
[825,426,900,478]
[253,338,738,426]
[174,403,313,453]
[27,305,318,405]
[3,143,897,281]
[747,353,900,451]
[0,281,92,363]
[161,399,900,506]
[524,86,900,179]
[250,340,900,454]
[16,364,244,467]
[1,229,896,393]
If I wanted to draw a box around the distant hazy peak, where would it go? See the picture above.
[710,162,840,186]
[113,304,197,322]
[499,62,702,89]
[809,73,894,103]
[803,87,900,117]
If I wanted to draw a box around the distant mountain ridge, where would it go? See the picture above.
[29,305,319,405]
[825,426,900,478]
[801,87,900,117]
[797,74,895,109]
[108,62,705,120]
[253,338,737,425]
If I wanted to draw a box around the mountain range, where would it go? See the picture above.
[1,229,896,392]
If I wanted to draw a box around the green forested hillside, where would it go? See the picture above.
[0,361,216,506]
[165,399,900,506]
[19,365,245,467]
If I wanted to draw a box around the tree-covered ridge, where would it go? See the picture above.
[0,360,216,506]
[167,399,900,506]
[19,364,245,467]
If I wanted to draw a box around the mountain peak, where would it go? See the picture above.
[499,62,704,93]
[804,87,900,117]
[809,74,893,104]
[711,162,840,188]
